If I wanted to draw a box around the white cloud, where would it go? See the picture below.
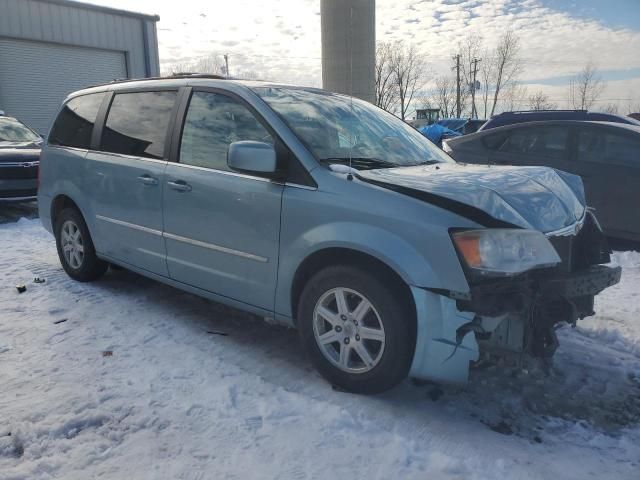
[84,0,640,110]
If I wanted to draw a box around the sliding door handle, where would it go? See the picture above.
[167,180,192,192]
[137,174,159,186]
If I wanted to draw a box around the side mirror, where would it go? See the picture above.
[227,141,277,174]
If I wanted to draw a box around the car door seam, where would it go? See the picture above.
[95,214,268,263]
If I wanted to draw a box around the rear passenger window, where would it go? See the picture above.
[179,91,273,171]
[101,91,177,160]
[49,93,105,149]
[498,126,568,159]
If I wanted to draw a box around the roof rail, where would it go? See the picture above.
[500,109,588,114]
[86,73,230,89]
[169,73,228,80]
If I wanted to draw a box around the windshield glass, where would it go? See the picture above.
[253,86,454,168]
[0,117,40,143]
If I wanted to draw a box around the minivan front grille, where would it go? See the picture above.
[548,212,610,273]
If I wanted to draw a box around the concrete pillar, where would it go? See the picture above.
[321,0,375,103]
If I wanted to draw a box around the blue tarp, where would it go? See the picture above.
[417,123,462,145]
[437,119,468,132]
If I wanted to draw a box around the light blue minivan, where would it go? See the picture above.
[38,75,620,393]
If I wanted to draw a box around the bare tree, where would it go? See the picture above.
[602,103,619,114]
[375,42,398,113]
[528,90,557,110]
[169,53,226,76]
[429,75,457,118]
[389,43,428,120]
[569,61,605,110]
[489,31,522,116]
[479,48,494,119]
[501,83,528,112]
[626,99,640,115]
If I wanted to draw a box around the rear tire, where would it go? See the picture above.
[297,265,415,394]
[54,208,108,282]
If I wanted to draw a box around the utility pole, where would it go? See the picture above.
[224,54,229,77]
[471,58,481,119]
[453,54,461,118]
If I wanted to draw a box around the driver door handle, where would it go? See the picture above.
[167,180,192,192]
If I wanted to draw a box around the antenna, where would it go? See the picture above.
[348,5,354,180]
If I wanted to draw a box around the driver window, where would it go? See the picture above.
[180,91,274,171]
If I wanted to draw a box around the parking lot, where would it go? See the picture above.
[1,211,639,479]
[2,1,640,478]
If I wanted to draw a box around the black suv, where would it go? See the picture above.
[479,110,640,131]
[0,115,42,201]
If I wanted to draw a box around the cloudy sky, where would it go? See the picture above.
[87,0,640,114]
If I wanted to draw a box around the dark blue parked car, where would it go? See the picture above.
[479,110,640,131]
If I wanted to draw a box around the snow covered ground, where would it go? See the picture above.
[1,217,639,480]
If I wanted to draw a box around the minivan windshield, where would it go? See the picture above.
[253,86,454,169]
[0,117,41,144]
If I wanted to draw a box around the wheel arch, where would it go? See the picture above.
[290,247,416,327]
[50,194,82,227]
[49,192,100,251]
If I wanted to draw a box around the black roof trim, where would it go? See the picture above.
[39,0,159,21]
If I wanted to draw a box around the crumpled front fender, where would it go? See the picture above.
[409,287,479,384]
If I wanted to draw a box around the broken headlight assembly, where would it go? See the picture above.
[451,229,561,276]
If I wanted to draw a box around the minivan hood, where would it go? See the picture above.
[357,163,586,233]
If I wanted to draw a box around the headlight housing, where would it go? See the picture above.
[451,229,561,276]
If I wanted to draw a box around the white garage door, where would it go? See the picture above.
[0,38,127,134]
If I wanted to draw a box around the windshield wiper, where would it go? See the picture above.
[319,157,398,170]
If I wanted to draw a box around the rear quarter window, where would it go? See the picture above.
[578,128,640,168]
[100,91,177,160]
[48,93,106,149]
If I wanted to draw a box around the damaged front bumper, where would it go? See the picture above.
[409,211,622,384]
[409,264,621,384]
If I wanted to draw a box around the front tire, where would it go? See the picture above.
[298,265,415,394]
[55,208,108,282]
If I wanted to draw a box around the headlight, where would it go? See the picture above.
[451,229,560,275]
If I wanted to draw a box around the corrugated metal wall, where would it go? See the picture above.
[0,0,159,77]
[0,38,127,132]
[0,0,160,132]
